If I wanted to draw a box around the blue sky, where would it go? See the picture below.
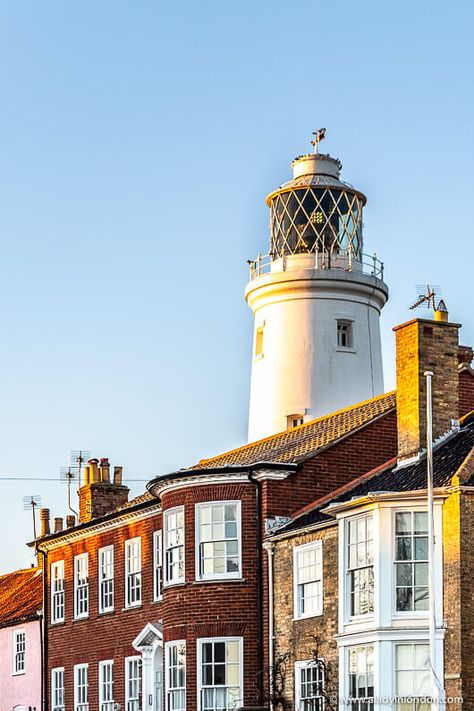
[0,1,472,572]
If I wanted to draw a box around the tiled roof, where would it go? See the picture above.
[194,392,396,468]
[0,567,42,627]
[278,418,474,534]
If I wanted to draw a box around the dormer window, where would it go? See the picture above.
[337,320,353,349]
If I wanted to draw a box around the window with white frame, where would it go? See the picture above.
[294,541,323,619]
[154,530,163,601]
[52,667,65,711]
[196,502,241,580]
[125,538,142,607]
[98,546,114,613]
[51,561,65,624]
[74,664,89,711]
[287,414,304,430]
[348,645,374,710]
[13,629,26,674]
[166,641,186,711]
[347,515,374,617]
[337,320,353,349]
[74,553,89,619]
[198,638,243,711]
[395,512,429,612]
[164,507,185,585]
[99,660,114,711]
[125,657,141,711]
[395,643,430,710]
[295,660,325,711]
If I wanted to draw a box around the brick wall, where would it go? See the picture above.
[47,509,162,711]
[394,319,460,459]
[272,525,339,709]
[459,368,474,417]
[160,482,262,708]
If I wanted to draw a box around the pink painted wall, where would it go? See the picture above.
[0,619,41,711]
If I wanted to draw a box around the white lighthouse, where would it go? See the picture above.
[246,140,388,442]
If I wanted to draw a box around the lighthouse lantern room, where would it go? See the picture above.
[246,138,389,442]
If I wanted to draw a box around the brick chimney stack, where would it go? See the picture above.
[394,316,461,461]
[79,457,129,523]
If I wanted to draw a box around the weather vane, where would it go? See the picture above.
[311,128,326,154]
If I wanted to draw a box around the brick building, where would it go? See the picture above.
[267,317,474,711]
[31,311,474,711]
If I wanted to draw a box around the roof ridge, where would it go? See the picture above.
[197,390,396,465]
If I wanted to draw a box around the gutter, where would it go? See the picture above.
[263,541,274,711]
[247,473,265,708]
[36,546,48,711]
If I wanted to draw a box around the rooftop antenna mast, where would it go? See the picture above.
[23,495,41,540]
[60,450,90,517]
[311,127,326,154]
[409,284,443,313]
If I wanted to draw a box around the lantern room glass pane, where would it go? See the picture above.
[270,187,363,260]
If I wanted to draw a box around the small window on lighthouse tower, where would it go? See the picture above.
[337,320,353,349]
[287,415,304,429]
[255,325,264,358]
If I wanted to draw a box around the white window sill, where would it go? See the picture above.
[153,596,163,603]
[293,610,323,621]
[98,608,115,616]
[163,580,185,588]
[50,619,65,626]
[336,347,357,354]
[11,670,25,676]
[73,615,89,621]
[194,576,245,585]
[123,603,142,611]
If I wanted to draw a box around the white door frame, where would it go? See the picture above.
[132,622,163,711]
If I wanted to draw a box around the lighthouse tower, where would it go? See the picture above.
[246,141,389,442]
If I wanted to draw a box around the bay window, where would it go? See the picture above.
[166,641,186,711]
[198,637,243,711]
[348,645,374,710]
[196,502,241,580]
[164,507,185,585]
[125,538,142,607]
[395,643,430,710]
[347,515,374,616]
[394,512,428,612]
[154,530,163,600]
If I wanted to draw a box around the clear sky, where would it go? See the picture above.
[0,1,473,573]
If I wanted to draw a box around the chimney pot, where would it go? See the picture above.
[54,517,63,533]
[39,508,50,537]
[88,458,99,483]
[66,515,76,528]
[113,466,123,485]
[99,457,110,483]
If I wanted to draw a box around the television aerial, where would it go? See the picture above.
[23,495,41,540]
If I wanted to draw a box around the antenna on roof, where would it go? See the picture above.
[60,450,90,517]
[409,284,443,313]
[23,495,41,540]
